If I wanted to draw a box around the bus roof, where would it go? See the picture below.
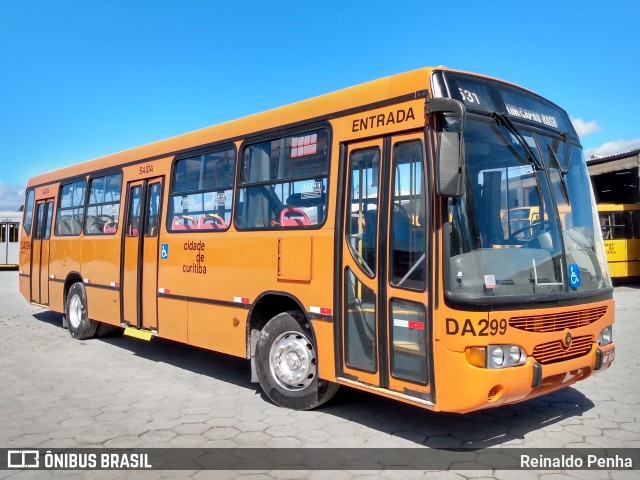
[25,66,533,188]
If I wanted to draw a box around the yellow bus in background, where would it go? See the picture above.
[598,203,640,278]
[18,67,615,413]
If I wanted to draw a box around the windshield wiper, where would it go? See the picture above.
[548,144,570,201]
[560,131,570,175]
[491,112,544,171]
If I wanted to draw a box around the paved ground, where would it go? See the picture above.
[0,270,638,479]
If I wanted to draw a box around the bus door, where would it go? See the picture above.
[121,178,163,330]
[30,199,54,304]
[339,134,432,402]
[0,222,6,264]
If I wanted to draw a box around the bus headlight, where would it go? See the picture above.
[489,346,505,367]
[508,345,523,364]
[487,345,526,369]
[465,345,527,369]
[597,326,613,346]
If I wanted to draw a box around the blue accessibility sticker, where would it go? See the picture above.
[161,243,169,260]
[568,263,581,288]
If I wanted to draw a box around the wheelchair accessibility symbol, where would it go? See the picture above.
[568,263,581,288]
[161,243,169,260]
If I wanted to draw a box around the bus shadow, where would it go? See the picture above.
[32,310,596,448]
[99,335,254,392]
[33,310,64,327]
[613,278,640,288]
[320,385,595,449]
[31,311,254,392]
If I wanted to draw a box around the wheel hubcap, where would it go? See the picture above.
[269,331,316,390]
[68,294,82,329]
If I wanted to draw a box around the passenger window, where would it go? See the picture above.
[85,173,122,235]
[169,147,235,231]
[235,129,329,229]
[599,212,632,240]
[54,179,86,236]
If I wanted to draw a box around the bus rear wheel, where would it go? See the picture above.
[65,282,98,340]
[255,311,339,410]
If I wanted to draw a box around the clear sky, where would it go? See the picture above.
[1,0,639,210]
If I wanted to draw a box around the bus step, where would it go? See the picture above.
[123,327,153,341]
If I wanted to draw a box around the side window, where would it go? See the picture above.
[85,173,123,235]
[54,179,86,236]
[347,147,380,277]
[146,183,161,237]
[23,189,35,236]
[44,205,53,240]
[599,212,632,240]
[169,147,235,231]
[390,140,427,290]
[633,211,640,239]
[10,223,20,242]
[34,204,46,239]
[235,128,329,229]
[127,186,142,237]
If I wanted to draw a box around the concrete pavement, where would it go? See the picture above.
[0,270,638,479]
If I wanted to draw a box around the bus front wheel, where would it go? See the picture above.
[255,311,339,410]
[65,282,98,340]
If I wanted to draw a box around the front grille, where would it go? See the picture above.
[510,306,607,333]
[532,335,593,365]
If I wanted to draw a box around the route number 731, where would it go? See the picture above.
[458,88,480,104]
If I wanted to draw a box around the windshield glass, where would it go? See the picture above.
[446,116,611,301]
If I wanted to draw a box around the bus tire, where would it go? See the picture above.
[255,311,339,410]
[65,282,98,340]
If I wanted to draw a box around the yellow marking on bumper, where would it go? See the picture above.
[124,327,153,341]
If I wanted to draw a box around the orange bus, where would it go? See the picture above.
[18,67,615,413]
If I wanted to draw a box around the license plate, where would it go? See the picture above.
[602,349,615,365]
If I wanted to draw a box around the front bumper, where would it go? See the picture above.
[434,340,615,413]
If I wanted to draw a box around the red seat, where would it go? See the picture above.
[103,222,118,234]
[280,208,311,227]
[198,214,226,230]
[172,216,196,230]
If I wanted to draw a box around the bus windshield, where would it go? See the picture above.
[446,115,611,301]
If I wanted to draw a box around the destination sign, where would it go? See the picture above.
[440,72,574,134]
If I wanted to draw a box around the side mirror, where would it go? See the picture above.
[427,98,466,198]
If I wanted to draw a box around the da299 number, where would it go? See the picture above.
[446,318,508,336]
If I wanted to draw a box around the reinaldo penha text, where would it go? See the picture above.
[521,453,633,469]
